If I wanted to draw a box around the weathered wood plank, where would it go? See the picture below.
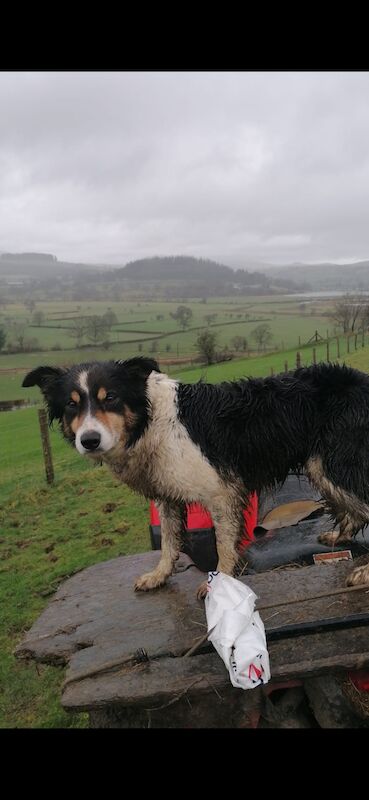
[62,626,369,711]
[15,550,369,714]
[15,553,205,666]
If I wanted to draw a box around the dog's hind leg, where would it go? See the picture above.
[305,456,368,545]
[346,559,369,586]
[134,500,184,592]
[318,513,356,547]
[306,456,369,587]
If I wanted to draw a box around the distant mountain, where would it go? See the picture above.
[0,252,307,297]
[120,255,231,281]
[261,261,369,291]
[116,255,305,293]
[0,252,101,279]
[0,252,57,263]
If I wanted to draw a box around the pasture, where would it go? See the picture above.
[0,293,348,401]
[2,292,369,727]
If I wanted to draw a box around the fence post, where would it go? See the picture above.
[336,337,340,358]
[347,336,350,354]
[296,351,301,369]
[270,366,274,376]
[284,360,288,373]
[38,408,54,485]
[362,331,365,348]
[326,340,330,362]
[355,333,358,350]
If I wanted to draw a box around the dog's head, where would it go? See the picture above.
[22,357,160,456]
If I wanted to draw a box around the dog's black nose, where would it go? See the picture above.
[80,430,101,451]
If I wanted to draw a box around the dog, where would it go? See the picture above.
[23,357,369,595]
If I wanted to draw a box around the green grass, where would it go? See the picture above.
[172,335,368,383]
[0,408,150,728]
[0,295,337,401]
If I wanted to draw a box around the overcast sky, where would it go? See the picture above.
[2,71,369,268]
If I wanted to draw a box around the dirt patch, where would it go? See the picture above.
[102,503,117,513]
[0,549,13,560]
[114,523,130,535]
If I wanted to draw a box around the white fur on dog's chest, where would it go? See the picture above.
[108,372,225,503]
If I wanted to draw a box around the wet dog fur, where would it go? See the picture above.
[23,357,369,594]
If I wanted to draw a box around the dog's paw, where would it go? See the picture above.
[346,563,369,587]
[134,571,167,591]
[318,530,340,546]
[196,580,208,601]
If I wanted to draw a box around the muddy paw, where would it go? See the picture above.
[134,571,167,591]
[346,563,369,587]
[318,530,340,546]
[196,580,208,600]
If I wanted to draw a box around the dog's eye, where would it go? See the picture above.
[105,392,117,403]
[66,399,78,409]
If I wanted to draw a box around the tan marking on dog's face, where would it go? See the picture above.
[62,412,87,440]
[97,387,107,402]
[95,409,126,443]
[70,413,87,435]
[71,390,80,404]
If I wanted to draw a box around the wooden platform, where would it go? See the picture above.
[14,552,369,727]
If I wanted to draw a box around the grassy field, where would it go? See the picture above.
[0,408,150,728]
[2,292,369,728]
[0,295,337,401]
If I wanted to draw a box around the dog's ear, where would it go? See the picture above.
[23,366,67,423]
[22,366,66,393]
[115,357,160,379]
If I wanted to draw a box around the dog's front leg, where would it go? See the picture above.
[134,500,184,592]
[197,497,242,599]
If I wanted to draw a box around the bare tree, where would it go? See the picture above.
[196,330,218,364]
[11,323,27,351]
[251,323,273,352]
[231,335,246,352]
[330,294,369,334]
[68,319,88,348]
[0,326,6,350]
[86,316,109,346]
[358,302,369,332]
[32,310,45,326]
[170,305,193,330]
[102,309,118,330]
[204,313,218,325]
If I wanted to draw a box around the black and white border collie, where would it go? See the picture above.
[23,357,369,595]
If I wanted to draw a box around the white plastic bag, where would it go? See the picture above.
[205,571,271,689]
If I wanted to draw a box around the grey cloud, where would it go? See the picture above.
[1,71,369,265]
